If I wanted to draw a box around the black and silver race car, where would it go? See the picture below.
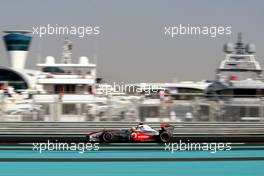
[86,123,174,143]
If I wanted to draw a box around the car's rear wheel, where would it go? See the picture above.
[101,131,113,142]
[159,131,171,143]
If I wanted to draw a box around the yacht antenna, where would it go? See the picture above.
[62,38,72,64]
[235,32,245,55]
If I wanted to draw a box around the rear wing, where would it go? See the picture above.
[160,123,174,132]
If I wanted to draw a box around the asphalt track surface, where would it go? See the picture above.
[0,122,263,143]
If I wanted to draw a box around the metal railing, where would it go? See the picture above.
[1,94,264,122]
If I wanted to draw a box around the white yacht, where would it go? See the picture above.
[33,39,97,121]
[129,81,210,122]
[32,39,139,122]
[197,33,264,121]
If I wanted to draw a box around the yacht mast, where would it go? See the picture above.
[62,38,72,64]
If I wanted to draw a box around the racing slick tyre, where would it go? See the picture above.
[101,131,114,142]
[159,131,171,143]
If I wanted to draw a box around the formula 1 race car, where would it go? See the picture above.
[86,123,174,143]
